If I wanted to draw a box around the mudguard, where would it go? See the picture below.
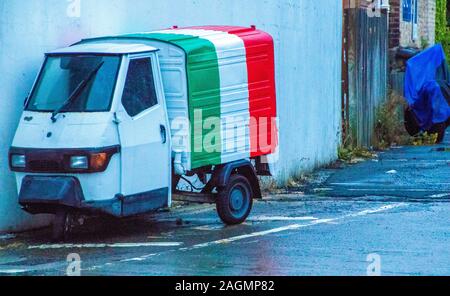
[19,176,84,214]
[213,160,262,199]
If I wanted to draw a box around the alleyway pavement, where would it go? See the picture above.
[0,130,448,276]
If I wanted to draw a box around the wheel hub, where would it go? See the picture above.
[230,186,245,211]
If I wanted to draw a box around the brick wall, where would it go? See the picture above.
[389,0,436,49]
[419,0,436,46]
[390,0,402,48]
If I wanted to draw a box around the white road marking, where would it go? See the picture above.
[0,234,16,240]
[249,216,319,222]
[6,203,408,274]
[189,219,335,249]
[0,256,27,265]
[159,216,319,224]
[348,188,432,192]
[313,188,334,191]
[0,269,27,274]
[120,253,159,262]
[188,203,406,249]
[102,203,407,267]
[0,262,66,275]
[331,182,373,186]
[428,193,450,198]
[193,225,226,231]
[28,242,183,250]
[344,203,405,218]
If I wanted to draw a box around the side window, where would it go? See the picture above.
[122,57,158,117]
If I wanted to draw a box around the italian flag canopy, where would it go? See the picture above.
[86,26,278,169]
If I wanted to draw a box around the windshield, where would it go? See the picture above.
[27,55,121,112]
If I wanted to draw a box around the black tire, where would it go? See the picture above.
[216,175,253,225]
[404,107,421,136]
[52,209,72,242]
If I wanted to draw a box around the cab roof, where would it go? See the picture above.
[47,42,158,55]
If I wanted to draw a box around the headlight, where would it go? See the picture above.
[11,154,26,168]
[70,156,89,169]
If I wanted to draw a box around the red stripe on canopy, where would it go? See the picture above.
[188,26,278,157]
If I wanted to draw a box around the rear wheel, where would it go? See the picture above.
[52,209,73,242]
[216,175,253,225]
[404,107,420,136]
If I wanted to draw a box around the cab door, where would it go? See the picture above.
[115,52,171,216]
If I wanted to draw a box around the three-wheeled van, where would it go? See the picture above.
[9,26,278,240]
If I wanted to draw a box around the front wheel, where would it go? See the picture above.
[52,209,73,242]
[216,175,253,225]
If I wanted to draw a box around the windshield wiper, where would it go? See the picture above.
[51,61,105,123]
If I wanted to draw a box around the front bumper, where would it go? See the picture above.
[19,175,85,214]
[17,175,166,218]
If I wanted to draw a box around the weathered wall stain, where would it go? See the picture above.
[0,0,342,231]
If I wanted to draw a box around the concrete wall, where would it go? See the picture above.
[0,0,342,232]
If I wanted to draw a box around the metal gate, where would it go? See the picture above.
[343,3,389,147]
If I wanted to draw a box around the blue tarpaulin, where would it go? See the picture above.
[404,44,450,131]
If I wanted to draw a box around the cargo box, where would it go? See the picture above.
[80,26,278,170]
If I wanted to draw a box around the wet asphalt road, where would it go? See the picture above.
[0,130,449,276]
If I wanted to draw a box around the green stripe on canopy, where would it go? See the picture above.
[121,32,222,169]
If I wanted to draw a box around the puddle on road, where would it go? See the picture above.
[0,234,16,240]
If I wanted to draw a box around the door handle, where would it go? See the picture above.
[160,125,167,144]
